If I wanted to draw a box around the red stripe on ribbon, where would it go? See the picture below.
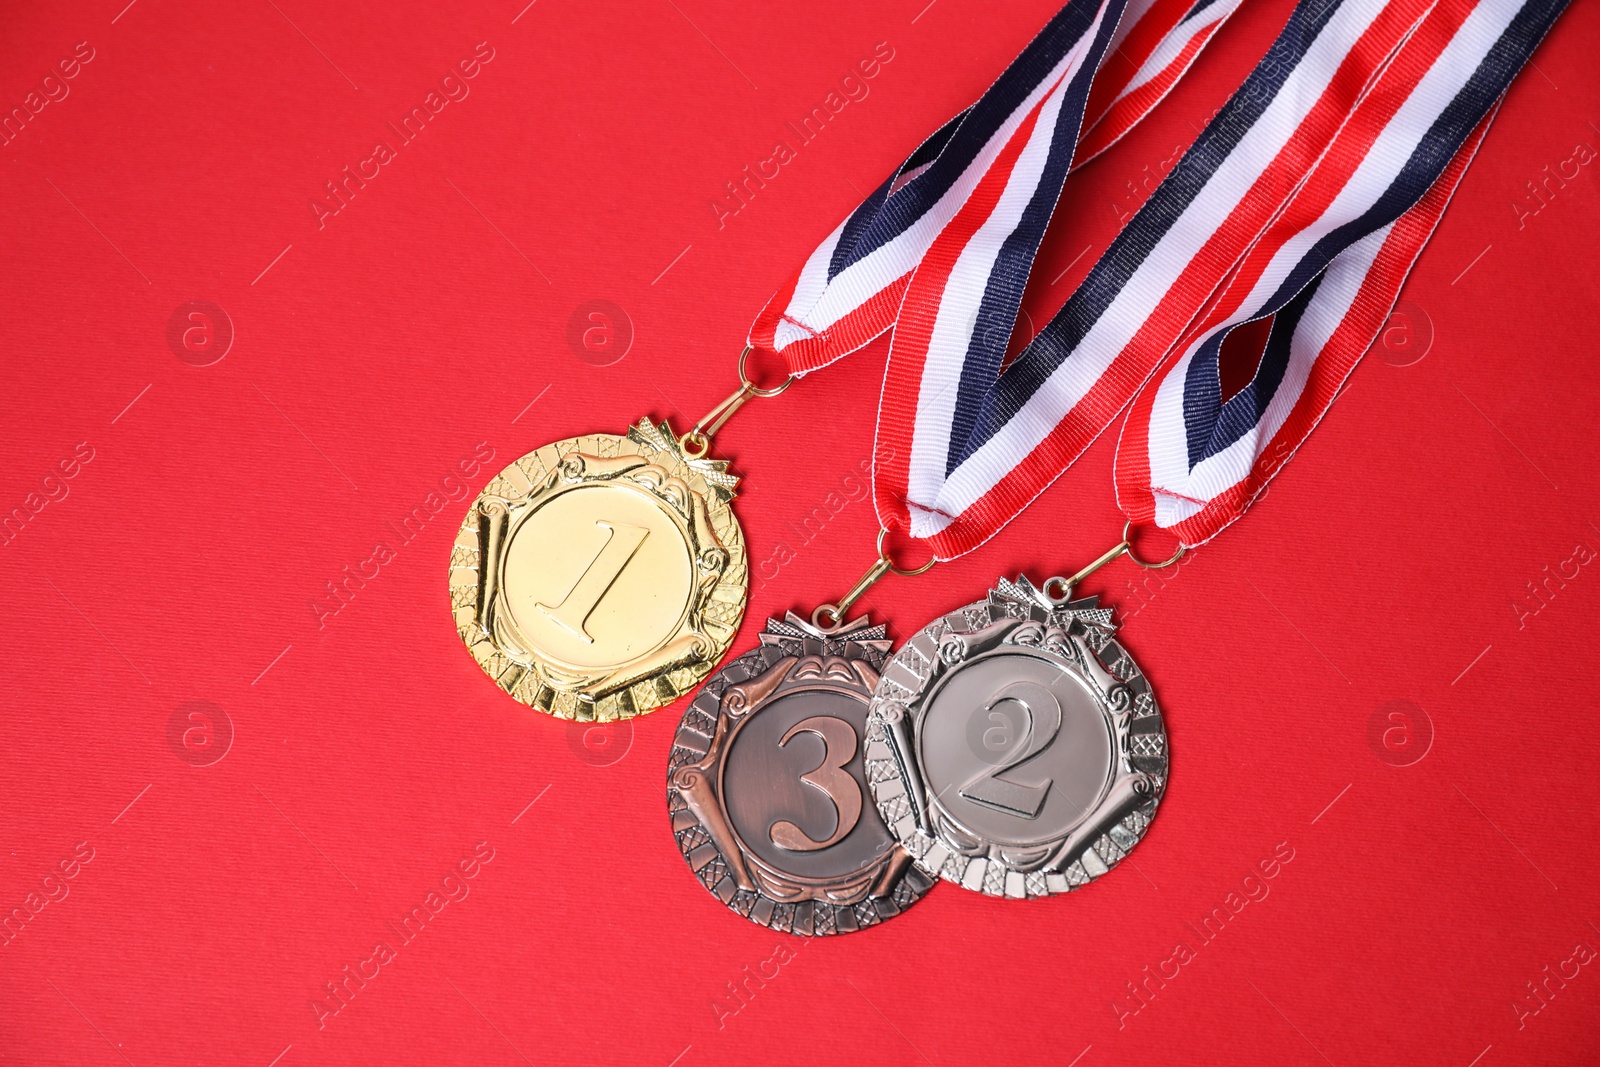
[877,0,1437,557]
[874,84,1062,528]
[1122,111,1495,545]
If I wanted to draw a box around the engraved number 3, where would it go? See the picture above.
[959,681,1062,819]
[769,716,861,852]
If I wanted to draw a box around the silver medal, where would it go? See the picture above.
[864,576,1166,898]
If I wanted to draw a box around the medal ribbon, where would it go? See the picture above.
[869,0,1568,558]
[747,0,1245,376]
[1110,5,1554,544]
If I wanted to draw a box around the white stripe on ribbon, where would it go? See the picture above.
[906,0,1394,537]
[771,222,846,351]
[906,12,1110,512]
[1139,0,1522,527]
[772,42,1089,353]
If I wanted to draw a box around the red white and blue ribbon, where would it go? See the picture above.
[860,0,1568,558]
[1110,8,1532,544]
[1079,0,1246,161]
[746,0,1564,558]
[748,0,1244,376]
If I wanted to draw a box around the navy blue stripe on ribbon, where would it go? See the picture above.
[827,174,894,283]
[1182,275,1319,469]
[827,110,967,282]
[1178,0,1569,469]
[823,0,1119,282]
[941,0,1128,474]
[946,0,1348,474]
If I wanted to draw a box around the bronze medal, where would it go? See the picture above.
[667,614,933,934]
[449,419,747,721]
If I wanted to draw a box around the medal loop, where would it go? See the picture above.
[875,524,939,578]
[812,526,937,629]
[737,344,795,397]
[681,347,795,458]
[1046,521,1183,602]
[1121,520,1186,570]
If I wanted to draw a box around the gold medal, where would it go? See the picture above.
[449,351,790,721]
[450,419,747,721]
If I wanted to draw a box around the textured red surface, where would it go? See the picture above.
[2,2,1597,1065]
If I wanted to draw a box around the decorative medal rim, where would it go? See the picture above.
[448,419,748,722]
[863,575,1167,900]
[666,613,934,936]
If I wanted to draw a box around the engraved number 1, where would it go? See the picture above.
[959,681,1062,819]
[536,520,650,642]
[770,716,862,851]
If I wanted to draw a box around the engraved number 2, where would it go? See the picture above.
[770,716,862,851]
[959,681,1062,819]
[536,520,649,642]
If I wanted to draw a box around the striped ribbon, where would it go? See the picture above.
[749,0,1243,375]
[754,0,1567,559]
[1111,0,1557,545]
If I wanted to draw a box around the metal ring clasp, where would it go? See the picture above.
[875,525,937,577]
[738,345,795,397]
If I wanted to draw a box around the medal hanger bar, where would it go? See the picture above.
[812,526,938,630]
[1043,521,1186,603]
[680,346,794,459]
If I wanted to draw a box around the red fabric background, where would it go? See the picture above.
[2,1,1597,1064]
